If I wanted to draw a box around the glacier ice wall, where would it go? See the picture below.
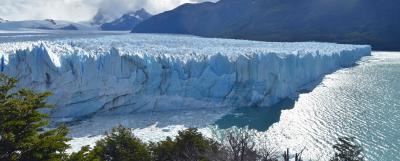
[0,34,371,118]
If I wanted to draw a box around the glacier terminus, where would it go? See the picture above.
[0,33,371,119]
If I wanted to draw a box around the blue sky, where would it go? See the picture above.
[0,0,217,22]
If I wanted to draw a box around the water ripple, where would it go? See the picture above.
[216,52,400,160]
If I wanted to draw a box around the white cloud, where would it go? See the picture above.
[0,0,217,22]
[0,0,99,22]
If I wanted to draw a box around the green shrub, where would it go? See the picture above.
[70,125,151,161]
[0,74,70,161]
[151,128,221,161]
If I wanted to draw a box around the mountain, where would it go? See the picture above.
[0,19,94,31]
[0,18,7,23]
[101,9,152,31]
[132,0,400,50]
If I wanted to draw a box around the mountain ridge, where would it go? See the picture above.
[132,0,400,50]
[0,19,94,31]
[101,8,152,31]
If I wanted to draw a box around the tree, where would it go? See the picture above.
[212,126,258,161]
[282,148,289,161]
[150,137,176,161]
[330,137,364,161]
[174,128,212,161]
[282,148,304,161]
[67,145,94,161]
[0,74,70,161]
[151,128,222,161]
[257,145,278,161]
[82,125,152,161]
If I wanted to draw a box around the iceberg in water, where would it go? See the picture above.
[0,34,371,118]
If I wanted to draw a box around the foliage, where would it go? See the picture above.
[67,145,94,161]
[0,74,370,161]
[70,125,152,161]
[151,128,221,161]
[0,74,70,161]
[149,137,176,161]
[330,137,364,161]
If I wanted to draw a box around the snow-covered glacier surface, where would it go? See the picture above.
[0,33,371,118]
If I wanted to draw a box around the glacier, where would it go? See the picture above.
[0,33,371,118]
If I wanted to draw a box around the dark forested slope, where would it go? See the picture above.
[133,0,400,50]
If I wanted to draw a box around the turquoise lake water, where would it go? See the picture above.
[216,52,400,160]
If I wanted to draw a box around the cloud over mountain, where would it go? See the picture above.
[0,0,217,22]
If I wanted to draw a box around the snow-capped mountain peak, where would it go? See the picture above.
[126,8,151,20]
[0,18,8,23]
[100,9,152,31]
[0,19,95,31]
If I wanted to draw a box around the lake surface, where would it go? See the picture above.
[67,51,399,160]
[2,31,396,160]
[216,51,400,160]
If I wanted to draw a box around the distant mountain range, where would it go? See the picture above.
[0,18,7,23]
[0,9,152,32]
[100,9,152,31]
[0,19,94,31]
[132,0,400,50]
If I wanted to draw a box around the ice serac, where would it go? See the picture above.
[0,34,371,118]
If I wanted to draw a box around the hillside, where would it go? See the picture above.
[101,9,152,31]
[132,0,400,50]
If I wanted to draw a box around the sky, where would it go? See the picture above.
[0,0,217,22]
